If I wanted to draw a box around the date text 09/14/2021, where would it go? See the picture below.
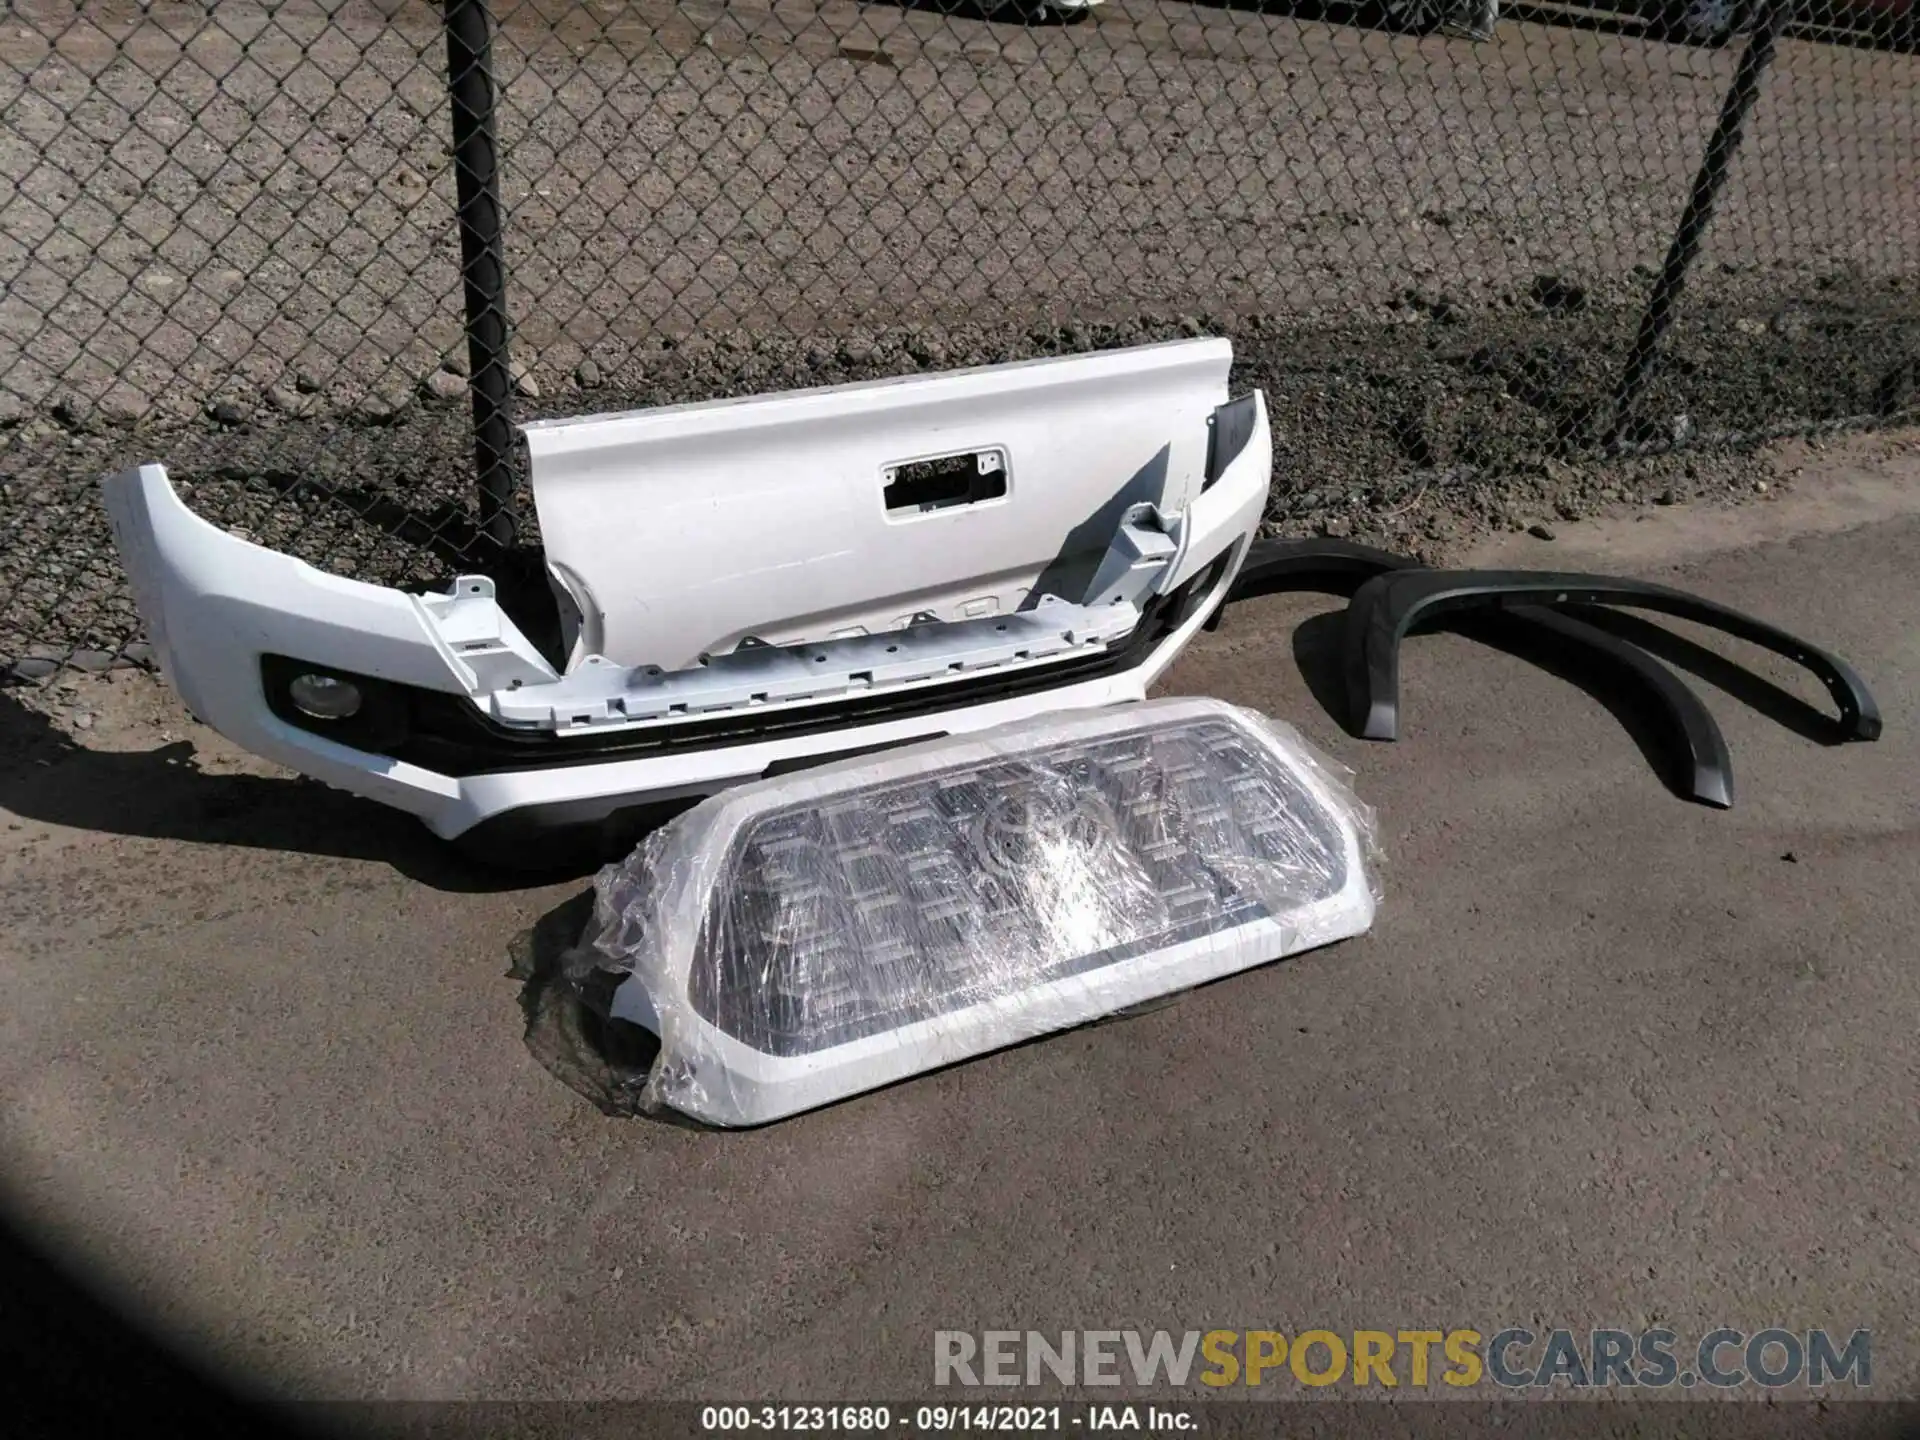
[700,1405,1193,1432]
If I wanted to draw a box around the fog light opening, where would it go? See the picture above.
[288,672,363,721]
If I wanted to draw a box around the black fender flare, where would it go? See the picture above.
[1223,541,1736,807]
[1463,602,1734,809]
[1227,536,1420,603]
[1344,569,1881,746]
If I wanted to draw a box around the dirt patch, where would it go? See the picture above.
[5,261,1913,670]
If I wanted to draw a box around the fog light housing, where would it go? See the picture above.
[574,697,1381,1127]
[287,672,363,721]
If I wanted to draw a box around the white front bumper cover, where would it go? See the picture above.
[100,363,1268,864]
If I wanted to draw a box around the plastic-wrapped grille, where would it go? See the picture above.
[690,717,1350,1057]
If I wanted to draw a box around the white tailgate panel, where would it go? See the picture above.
[521,339,1232,670]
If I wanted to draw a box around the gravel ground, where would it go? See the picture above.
[1,0,1916,666]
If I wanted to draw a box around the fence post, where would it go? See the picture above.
[1605,0,1794,450]
[443,0,516,549]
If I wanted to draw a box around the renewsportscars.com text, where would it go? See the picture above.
[933,1328,1871,1390]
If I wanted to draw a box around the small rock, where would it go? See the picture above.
[439,350,470,378]
[1320,515,1352,538]
[1780,851,1798,864]
[9,657,59,681]
[0,392,24,427]
[98,393,150,428]
[1753,480,1769,494]
[70,712,94,731]
[1527,522,1557,541]
[423,368,468,404]
[1554,501,1580,522]
[69,649,116,673]
[1176,315,1204,337]
[574,359,602,389]
[510,362,540,400]
[294,370,323,394]
[1670,414,1695,444]
[1733,316,1768,336]
[353,388,412,425]
[1654,487,1679,505]
[1428,299,1465,326]
[208,398,248,426]
[52,395,93,430]
[121,641,156,668]
[1769,309,1811,339]
[804,341,836,369]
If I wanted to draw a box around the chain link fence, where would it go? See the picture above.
[2,0,1915,677]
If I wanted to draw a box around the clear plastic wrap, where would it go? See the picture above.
[568,697,1383,1126]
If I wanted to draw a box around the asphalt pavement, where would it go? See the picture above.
[0,437,1915,1404]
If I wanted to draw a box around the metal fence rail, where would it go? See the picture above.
[2,0,1915,676]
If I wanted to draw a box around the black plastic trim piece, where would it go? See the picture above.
[1344,569,1881,746]
[452,792,703,872]
[1203,394,1259,491]
[883,451,1008,514]
[260,654,413,754]
[1217,539,1736,807]
[760,733,946,777]
[1469,605,1735,809]
[1210,535,1415,632]
[1227,536,1420,600]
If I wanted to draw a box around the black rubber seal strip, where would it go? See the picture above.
[1344,568,1882,746]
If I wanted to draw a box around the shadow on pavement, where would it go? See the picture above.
[1286,603,1729,803]
[1561,603,1853,743]
[0,689,561,894]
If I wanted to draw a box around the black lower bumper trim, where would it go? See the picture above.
[263,568,1214,782]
